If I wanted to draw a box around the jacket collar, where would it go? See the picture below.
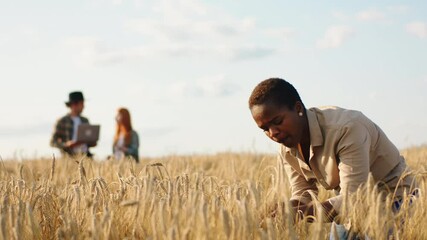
[306,108,323,147]
[284,108,323,154]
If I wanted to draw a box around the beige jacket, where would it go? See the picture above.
[279,106,415,213]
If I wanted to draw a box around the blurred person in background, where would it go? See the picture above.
[50,91,96,158]
[112,107,140,162]
[249,78,417,239]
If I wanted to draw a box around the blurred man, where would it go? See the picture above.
[50,91,96,157]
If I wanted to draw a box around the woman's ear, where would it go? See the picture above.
[294,101,304,113]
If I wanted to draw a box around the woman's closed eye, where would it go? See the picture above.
[271,117,283,125]
[259,117,283,132]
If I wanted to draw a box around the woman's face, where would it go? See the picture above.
[250,102,304,148]
[115,113,122,124]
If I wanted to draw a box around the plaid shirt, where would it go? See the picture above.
[50,114,89,155]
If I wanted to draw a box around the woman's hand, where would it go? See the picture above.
[259,202,285,229]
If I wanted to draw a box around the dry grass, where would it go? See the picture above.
[0,146,426,239]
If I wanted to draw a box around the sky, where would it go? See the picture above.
[0,0,426,160]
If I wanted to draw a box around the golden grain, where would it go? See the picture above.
[0,148,425,239]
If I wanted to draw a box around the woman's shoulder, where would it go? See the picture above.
[310,106,365,118]
[309,106,370,129]
[310,105,358,113]
[131,130,139,137]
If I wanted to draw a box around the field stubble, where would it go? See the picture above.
[0,146,427,239]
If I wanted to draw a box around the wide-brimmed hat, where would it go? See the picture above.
[65,91,84,106]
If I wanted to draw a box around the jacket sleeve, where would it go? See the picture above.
[330,120,371,213]
[50,118,67,150]
[126,131,139,158]
[280,153,318,205]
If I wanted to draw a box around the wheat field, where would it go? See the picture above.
[0,146,426,239]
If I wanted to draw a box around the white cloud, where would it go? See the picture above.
[356,9,386,22]
[122,1,276,61]
[63,36,157,66]
[0,26,40,48]
[263,27,296,40]
[124,17,255,44]
[62,37,263,66]
[63,0,288,66]
[112,0,124,5]
[121,0,255,44]
[169,75,239,98]
[229,46,276,60]
[63,36,102,50]
[96,0,144,6]
[120,75,239,104]
[124,14,274,60]
[63,36,110,66]
[195,75,239,97]
[63,35,276,66]
[153,0,208,21]
[316,25,354,49]
[332,11,350,21]
[386,5,410,14]
[406,22,427,39]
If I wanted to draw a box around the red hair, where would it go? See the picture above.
[114,108,133,146]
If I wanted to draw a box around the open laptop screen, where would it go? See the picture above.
[76,124,100,143]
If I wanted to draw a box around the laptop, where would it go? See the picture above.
[76,124,100,143]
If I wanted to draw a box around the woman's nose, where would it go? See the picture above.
[268,127,280,138]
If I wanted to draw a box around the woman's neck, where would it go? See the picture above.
[300,114,310,147]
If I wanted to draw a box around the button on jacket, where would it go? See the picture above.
[279,106,414,213]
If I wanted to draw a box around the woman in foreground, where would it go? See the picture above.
[249,78,417,239]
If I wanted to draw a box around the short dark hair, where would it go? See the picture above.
[248,78,304,110]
